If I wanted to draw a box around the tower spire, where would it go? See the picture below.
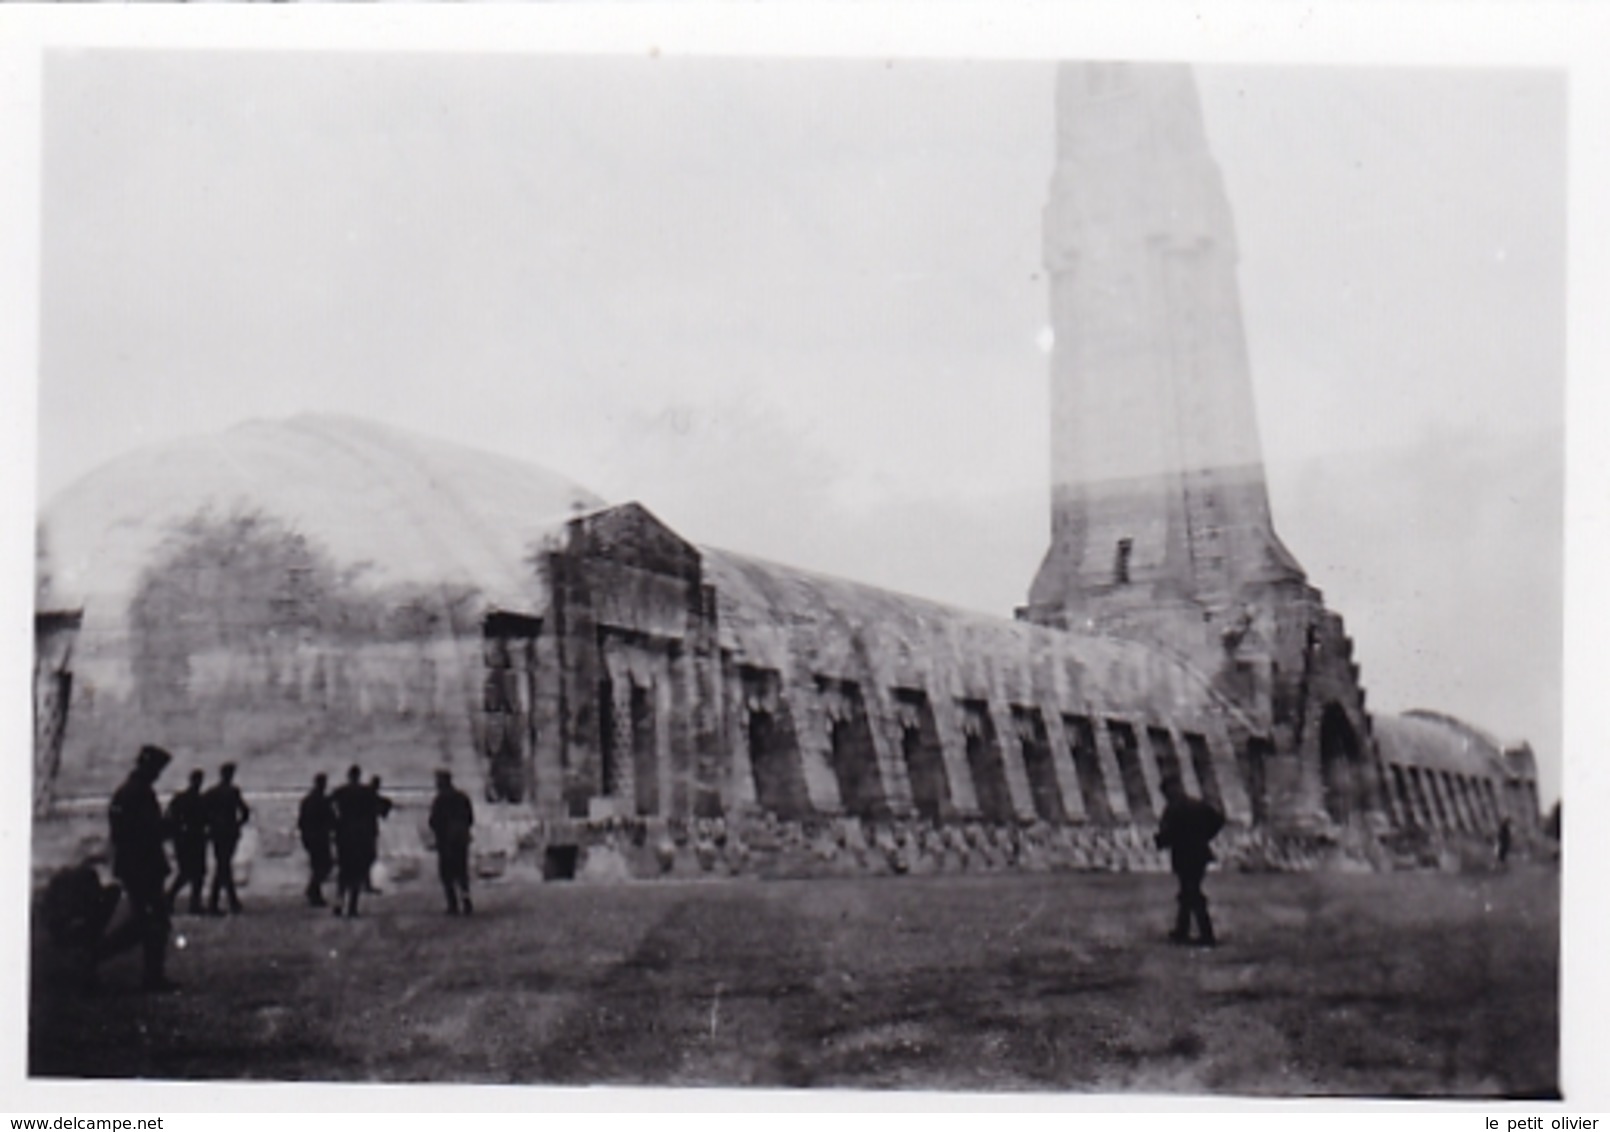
[1021,62,1386,835]
[1026,61,1301,637]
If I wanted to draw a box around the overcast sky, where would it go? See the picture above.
[37,54,1563,498]
[32,50,1565,798]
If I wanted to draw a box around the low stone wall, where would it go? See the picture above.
[34,796,1544,895]
[554,815,1394,880]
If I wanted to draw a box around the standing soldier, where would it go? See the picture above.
[1154,775,1224,948]
[428,770,475,916]
[164,769,209,914]
[297,772,335,907]
[203,762,250,915]
[329,765,378,918]
[105,744,178,992]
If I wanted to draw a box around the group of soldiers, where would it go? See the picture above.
[48,740,1219,993]
[163,760,252,916]
[293,764,476,919]
[295,766,395,918]
[43,744,478,993]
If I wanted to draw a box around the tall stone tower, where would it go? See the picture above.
[1021,62,1387,834]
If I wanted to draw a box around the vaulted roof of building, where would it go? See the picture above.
[1373,710,1514,780]
[700,545,1256,733]
[41,414,603,636]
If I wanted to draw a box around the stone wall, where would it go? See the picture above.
[519,507,1266,847]
[33,799,1530,894]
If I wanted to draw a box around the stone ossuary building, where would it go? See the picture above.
[34,62,1542,879]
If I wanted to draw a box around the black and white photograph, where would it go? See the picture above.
[8,6,1601,1110]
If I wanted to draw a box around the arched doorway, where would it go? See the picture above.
[1320,703,1363,824]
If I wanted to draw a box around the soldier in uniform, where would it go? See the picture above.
[329,765,379,918]
[203,762,251,915]
[164,769,209,914]
[1154,775,1224,948]
[428,769,475,916]
[105,744,178,991]
[296,772,335,907]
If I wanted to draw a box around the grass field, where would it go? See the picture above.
[28,865,1559,1097]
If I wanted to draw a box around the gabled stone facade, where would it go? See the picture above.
[492,502,1261,821]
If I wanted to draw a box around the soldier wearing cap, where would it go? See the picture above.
[329,764,379,918]
[428,769,475,916]
[1154,775,1225,948]
[105,744,178,991]
[203,761,250,915]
